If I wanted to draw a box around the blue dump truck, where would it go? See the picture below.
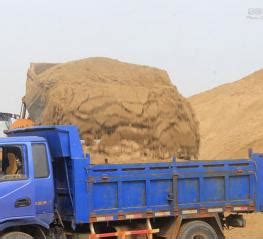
[0,125,262,239]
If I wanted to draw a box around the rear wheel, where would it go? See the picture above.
[1,232,33,239]
[178,220,218,239]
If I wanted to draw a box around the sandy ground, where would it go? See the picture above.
[225,214,263,239]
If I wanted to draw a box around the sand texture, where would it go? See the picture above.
[190,70,263,160]
[25,57,199,164]
[225,213,263,238]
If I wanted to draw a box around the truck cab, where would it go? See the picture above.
[0,136,54,237]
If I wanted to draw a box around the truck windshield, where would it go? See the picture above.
[0,145,27,181]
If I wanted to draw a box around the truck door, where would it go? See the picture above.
[0,144,35,222]
[32,143,54,219]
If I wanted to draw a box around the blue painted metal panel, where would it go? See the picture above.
[229,176,250,200]
[253,153,263,211]
[122,181,146,208]
[72,157,89,223]
[178,178,199,204]
[150,180,172,206]
[93,183,118,210]
[203,177,225,202]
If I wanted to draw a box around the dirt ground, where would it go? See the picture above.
[225,213,263,239]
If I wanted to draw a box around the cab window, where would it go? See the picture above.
[32,144,49,178]
[0,145,27,181]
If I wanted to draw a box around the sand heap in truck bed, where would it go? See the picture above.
[25,57,199,163]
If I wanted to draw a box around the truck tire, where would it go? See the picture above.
[1,232,33,239]
[178,220,218,239]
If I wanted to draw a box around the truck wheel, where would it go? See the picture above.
[1,232,33,239]
[178,220,218,239]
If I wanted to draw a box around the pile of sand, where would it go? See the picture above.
[190,69,263,160]
[25,57,199,163]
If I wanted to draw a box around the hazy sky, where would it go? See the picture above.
[0,0,262,114]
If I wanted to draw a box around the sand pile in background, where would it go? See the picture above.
[25,57,199,164]
[190,69,263,160]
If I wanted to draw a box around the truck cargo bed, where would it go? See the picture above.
[81,158,255,223]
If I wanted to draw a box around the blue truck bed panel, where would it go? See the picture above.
[6,126,261,225]
[81,159,256,223]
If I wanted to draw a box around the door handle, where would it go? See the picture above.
[15,198,31,208]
